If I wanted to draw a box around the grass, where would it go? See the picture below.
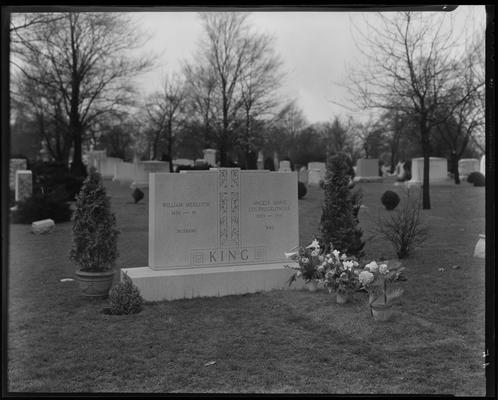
[7,177,485,394]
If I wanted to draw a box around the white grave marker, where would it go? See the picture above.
[408,157,448,185]
[458,158,480,179]
[15,170,32,202]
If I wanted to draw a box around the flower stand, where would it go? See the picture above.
[370,302,393,322]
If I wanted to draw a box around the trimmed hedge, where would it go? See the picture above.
[381,190,400,210]
[467,171,485,187]
[298,181,307,199]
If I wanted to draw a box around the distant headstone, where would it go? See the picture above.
[298,167,308,184]
[395,162,406,180]
[279,160,291,171]
[121,168,302,301]
[354,158,382,182]
[480,155,485,176]
[15,170,32,202]
[458,158,480,179]
[85,150,107,170]
[173,158,195,167]
[307,162,325,185]
[131,161,170,188]
[408,157,448,186]
[257,151,264,170]
[113,162,136,183]
[473,234,485,259]
[203,149,217,166]
[9,158,27,190]
[31,219,55,234]
[97,157,123,179]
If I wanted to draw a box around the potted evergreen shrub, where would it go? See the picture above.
[70,168,120,297]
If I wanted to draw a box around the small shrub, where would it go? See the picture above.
[467,171,485,187]
[381,190,400,210]
[108,272,144,315]
[11,194,72,224]
[298,181,307,199]
[264,157,275,171]
[376,189,429,259]
[70,168,119,272]
[132,187,144,204]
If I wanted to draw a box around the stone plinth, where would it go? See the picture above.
[408,157,448,185]
[354,158,382,182]
[15,170,32,202]
[122,263,305,302]
[458,158,480,178]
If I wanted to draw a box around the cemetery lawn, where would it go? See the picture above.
[8,178,485,394]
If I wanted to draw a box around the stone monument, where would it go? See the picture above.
[408,157,448,186]
[203,149,217,167]
[122,168,301,301]
[15,170,32,202]
[354,158,382,182]
[279,160,291,171]
[131,161,170,188]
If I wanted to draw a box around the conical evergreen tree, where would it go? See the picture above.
[320,153,365,258]
[70,168,119,272]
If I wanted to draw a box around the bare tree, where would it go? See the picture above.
[144,73,187,170]
[436,36,485,184]
[10,12,153,176]
[189,12,284,166]
[346,11,484,209]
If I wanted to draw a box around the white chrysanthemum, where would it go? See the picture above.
[379,264,389,275]
[359,270,374,286]
[340,253,347,260]
[311,249,319,257]
[301,257,309,264]
[317,264,325,272]
[318,255,325,262]
[343,260,354,270]
[306,239,320,249]
[365,261,379,272]
[332,249,340,260]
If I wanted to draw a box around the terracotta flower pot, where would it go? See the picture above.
[76,269,115,298]
[336,292,349,304]
[306,279,318,292]
[370,302,393,322]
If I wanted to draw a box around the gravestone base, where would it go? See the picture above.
[353,176,383,183]
[121,263,304,302]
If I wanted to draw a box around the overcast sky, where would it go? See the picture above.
[133,6,486,124]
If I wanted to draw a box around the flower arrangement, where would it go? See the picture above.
[358,260,405,306]
[320,250,361,296]
[284,239,326,285]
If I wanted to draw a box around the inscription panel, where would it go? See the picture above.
[149,169,298,270]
